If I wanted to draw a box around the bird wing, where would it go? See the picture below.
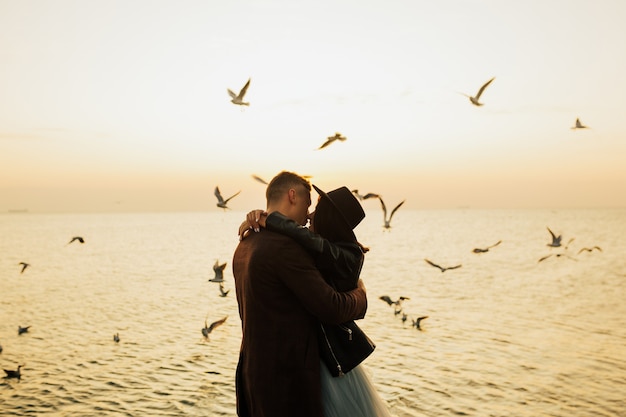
[214,187,225,203]
[362,193,380,200]
[489,240,502,248]
[379,295,394,305]
[446,264,462,271]
[389,200,406,221]
[538,254,553,262]
[378,196,388,220]
[424,259,443,270]
[318,138,334,149]
[547,227,558,243]
[475,77,495,99]
[224,190,241,204]
[208,316,228,332]
[252,175,268,184]
[237,78,251,99]
[227,89,237,99]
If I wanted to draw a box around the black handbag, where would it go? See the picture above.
[318,320,376,377]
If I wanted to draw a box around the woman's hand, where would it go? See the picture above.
[246,209,268,232]
[239,210,268,240]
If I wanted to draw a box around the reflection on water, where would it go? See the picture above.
[1,210,625,416]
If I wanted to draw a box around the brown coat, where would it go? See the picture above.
[232,229,368,417]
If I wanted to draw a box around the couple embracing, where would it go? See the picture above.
[233,171,392,417]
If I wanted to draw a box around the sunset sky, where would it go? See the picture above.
[1,0,625,212]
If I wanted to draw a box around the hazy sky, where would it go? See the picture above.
[1,0,625,212]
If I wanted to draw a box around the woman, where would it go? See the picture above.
[240,185,392,417]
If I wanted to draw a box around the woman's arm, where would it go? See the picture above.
[264,212,363,291]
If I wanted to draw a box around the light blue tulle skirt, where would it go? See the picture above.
[320,361,393,417]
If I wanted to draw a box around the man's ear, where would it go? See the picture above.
[287,188,297,204]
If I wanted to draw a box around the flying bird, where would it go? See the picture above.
[227,78,251,106]
[214,186,241,210]
[202,316,228,338]
[378,196,405,229]
[251,175,268,185]
[461,77,495,106]
[577,246,602,254]
[113,333,120,343]
[546,227,563,248]
[18,325,30,335]
[412,316,429,330]
[571,118,589,129]
[424,259,462,273]
[67,236,85,245]
[351,190,379,201]
[3,365,22,381]
[219,282,230,297]
[18,262,30,273]
[210,260,227,282]
[317,132,347,150]
[379,295,410,306]
[537,253,577,263]
[472,240,502,253]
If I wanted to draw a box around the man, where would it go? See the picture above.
[232,171,368,417]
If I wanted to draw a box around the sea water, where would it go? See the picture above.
[1,209,625,416]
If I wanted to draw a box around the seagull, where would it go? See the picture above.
[209,260,227,282]
[412,316,429,330]
[227,78,251,106]
[379,295,410,306]
[18,325,30,335]
[317,132,347,150]
[214,186,241,210]
[401,313,408,324]
[202,316,228,338]
[577,246,602,254]
[351,190,380,201]
[461,77,495,106]
[378,196,405,229]
[472,240,502,253]
[251,175,268,185]
[3,365,22,381]
[219,282,230,297]
[546,227,563,248]
[424,259,462,273]
[19,262,30,273]
[113,333,120,343]
[67,236,85,245]
[537,253,578,263]
[571,118,589,129]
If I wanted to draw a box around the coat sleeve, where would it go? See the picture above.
[265,212,363,291]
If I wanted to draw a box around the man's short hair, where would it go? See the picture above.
[266,171,311,203]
